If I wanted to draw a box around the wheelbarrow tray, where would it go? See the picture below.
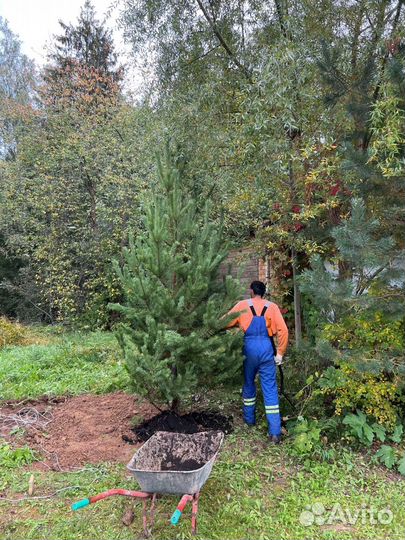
[127,430,224,495]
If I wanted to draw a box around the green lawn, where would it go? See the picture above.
[0,331,129,400]
[0,329,404,539]
[1,431,404,539]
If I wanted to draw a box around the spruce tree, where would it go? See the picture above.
[111,145,243,410]
[300,198,405,375]
[46,0,122,79]
[43,0,123,109]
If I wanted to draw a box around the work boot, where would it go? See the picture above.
[269,434,281,444]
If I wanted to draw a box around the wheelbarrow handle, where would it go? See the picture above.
[72,498,90,511]
[72,489,151,511]
[171,494,193,525]
[171,509,182,525]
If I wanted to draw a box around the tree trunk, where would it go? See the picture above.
[170,397,180,413]
[170,362,180,412]
[291,246,302,347]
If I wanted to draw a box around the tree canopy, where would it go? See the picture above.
[0,1,404,385]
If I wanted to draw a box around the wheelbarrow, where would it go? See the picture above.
[72,430,224,536]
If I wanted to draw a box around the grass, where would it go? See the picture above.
[0,326,404,539]
[0,429,404,539]
[0,330,129,400]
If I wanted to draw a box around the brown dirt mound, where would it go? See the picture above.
[0,392,158,470]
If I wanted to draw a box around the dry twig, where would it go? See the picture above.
[0,486,81,503]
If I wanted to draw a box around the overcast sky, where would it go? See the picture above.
[0,0,141,91]
[1,0,126,62]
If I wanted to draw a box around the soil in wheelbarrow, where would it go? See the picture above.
[134,431,224,471]
[128,410,233,442]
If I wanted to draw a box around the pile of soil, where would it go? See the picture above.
[0,392,158,470]
[0,394,232,470]
[131,410,233,442]
[133,431,223,471]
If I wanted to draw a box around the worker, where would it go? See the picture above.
[227,280,288,443]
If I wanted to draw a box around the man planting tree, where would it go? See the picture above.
[227,281,288,443]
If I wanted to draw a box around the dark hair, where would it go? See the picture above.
[250,280,266,297]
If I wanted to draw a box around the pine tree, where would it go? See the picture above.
[110,145,243,410]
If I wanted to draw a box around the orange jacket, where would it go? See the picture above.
[227,297,289,356]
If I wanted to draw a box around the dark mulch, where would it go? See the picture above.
[127,410,233,442]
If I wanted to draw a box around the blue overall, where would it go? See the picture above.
[242,300,281,436]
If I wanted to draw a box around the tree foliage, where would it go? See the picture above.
[0,5,156,324]
[43,0,123,109]
[1,0,405,356]
[0,16,36,160]
[300,198,405,374]
[111,145,243,409]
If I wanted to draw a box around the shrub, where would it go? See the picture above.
[321,312,404,353]
[0,317,27,347]
[318,363,403,427]
[288,416,322,454]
